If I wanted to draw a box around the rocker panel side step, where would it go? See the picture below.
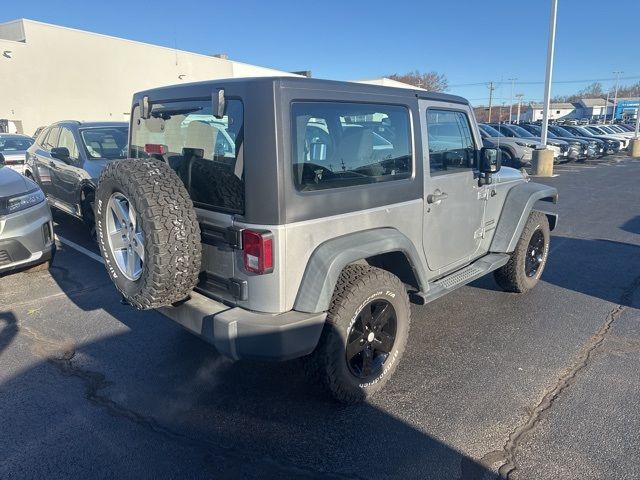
[409,253,510,305]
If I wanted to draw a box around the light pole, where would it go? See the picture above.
[508,78,517,123]
[516,94,524,124]
[603,90,611,123]
[612,70,623,124]
[487,81,496,123]
[540,0,558,146]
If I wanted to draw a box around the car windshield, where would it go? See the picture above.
[575,127,594,136]
[479,124,504,137]
[522,124,543,135]
[552,126,574,137]
[80,127,128,159]
[508,125,535,138]
[599,126,616,134]
[0,135,34,152]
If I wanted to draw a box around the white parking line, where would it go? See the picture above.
[54,234,104,265]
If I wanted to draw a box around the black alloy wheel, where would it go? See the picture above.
[346,299,397,380]
[525,230,545,278]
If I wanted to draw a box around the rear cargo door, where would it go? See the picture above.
[129,97,245,303]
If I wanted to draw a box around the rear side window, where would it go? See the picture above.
[291,102,412,191]
[130,99,244,214]
[426,109,475,174]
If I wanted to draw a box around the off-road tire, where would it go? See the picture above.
[494,211,550,293]
[304,265,410,404]
[95,159,201,309]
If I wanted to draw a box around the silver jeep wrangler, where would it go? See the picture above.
[95,77,557,403]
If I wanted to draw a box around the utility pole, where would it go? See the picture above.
[487,81,496,123]
[508,78,517,123]
[516,94,524,124]
[612,70,623,124]
[540,0,558,146]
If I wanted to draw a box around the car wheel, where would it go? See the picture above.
[304,265,410,404]
[500,148,517,168]
[95,159,201,309]
[494,211,550,293]
[81,190,97,241]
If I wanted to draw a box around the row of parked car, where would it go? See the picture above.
[478,121,636,168]
[0,121,127,274]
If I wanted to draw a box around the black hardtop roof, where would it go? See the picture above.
[133,76,469,105]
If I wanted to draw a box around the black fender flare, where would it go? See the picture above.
[293,228,429,313]
[490,182,558,253]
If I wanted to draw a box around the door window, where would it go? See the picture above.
[44,127,60,150]
[57,127,79,159]
[426,109,475,174]
[291,102,412,191]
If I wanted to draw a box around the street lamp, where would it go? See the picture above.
[516,94,524,124]
[612,70,623,124]
[540,0,558,146]
[508,78,517,123]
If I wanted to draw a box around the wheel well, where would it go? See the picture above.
[80,185,95,202]
[499,145,516,157]
[364,251,420,291]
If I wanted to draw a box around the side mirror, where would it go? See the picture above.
[478,147,501,185]
[51,147,70,162]
[479,147,501,173]
[0,153,5,165]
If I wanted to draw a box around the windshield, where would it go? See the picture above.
[130,98,244,214]
[80,127,128,159]
[0,135,34,152]
[479,124,504,137]
[599,126,616,134]
[575,126,594,136]
[508,125,535,138]
[551,126,574,137]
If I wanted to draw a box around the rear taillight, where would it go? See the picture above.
[242,230,273,274]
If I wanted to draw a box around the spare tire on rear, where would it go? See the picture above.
[95,159,201,309]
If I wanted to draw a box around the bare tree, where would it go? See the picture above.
[388,70,449,92]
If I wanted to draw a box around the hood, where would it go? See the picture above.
[0,166,35,197]
[484,136,542,148]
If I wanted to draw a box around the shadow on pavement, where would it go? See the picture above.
[0,247,496,479]
[473,236,640,309]
[620,215,640,235]
[0,311,18,358]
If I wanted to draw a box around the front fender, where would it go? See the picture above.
[294,228,429,313]
[490,182,558,253]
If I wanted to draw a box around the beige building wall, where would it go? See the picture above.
[0,19,296,135]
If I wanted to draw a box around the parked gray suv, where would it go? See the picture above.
[0,153,55,274]
[96,77,558,403]
[25,121,128,237]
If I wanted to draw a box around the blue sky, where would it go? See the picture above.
[4,0,639,105]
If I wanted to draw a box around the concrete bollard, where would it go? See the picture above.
[532,148,554,177]
[629,138,640,158]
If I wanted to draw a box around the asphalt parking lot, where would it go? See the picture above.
[1,155,639,480]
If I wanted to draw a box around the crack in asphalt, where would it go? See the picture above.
[15,320,361,480]
[464,270,640,480]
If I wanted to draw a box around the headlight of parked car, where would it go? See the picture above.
[0,188,46,216]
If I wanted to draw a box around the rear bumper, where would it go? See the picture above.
[0,201,54,274]
[158,292,326,361]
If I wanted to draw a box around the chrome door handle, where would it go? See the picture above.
[427,192,449,204]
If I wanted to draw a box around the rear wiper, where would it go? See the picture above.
[151,106,203,119]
